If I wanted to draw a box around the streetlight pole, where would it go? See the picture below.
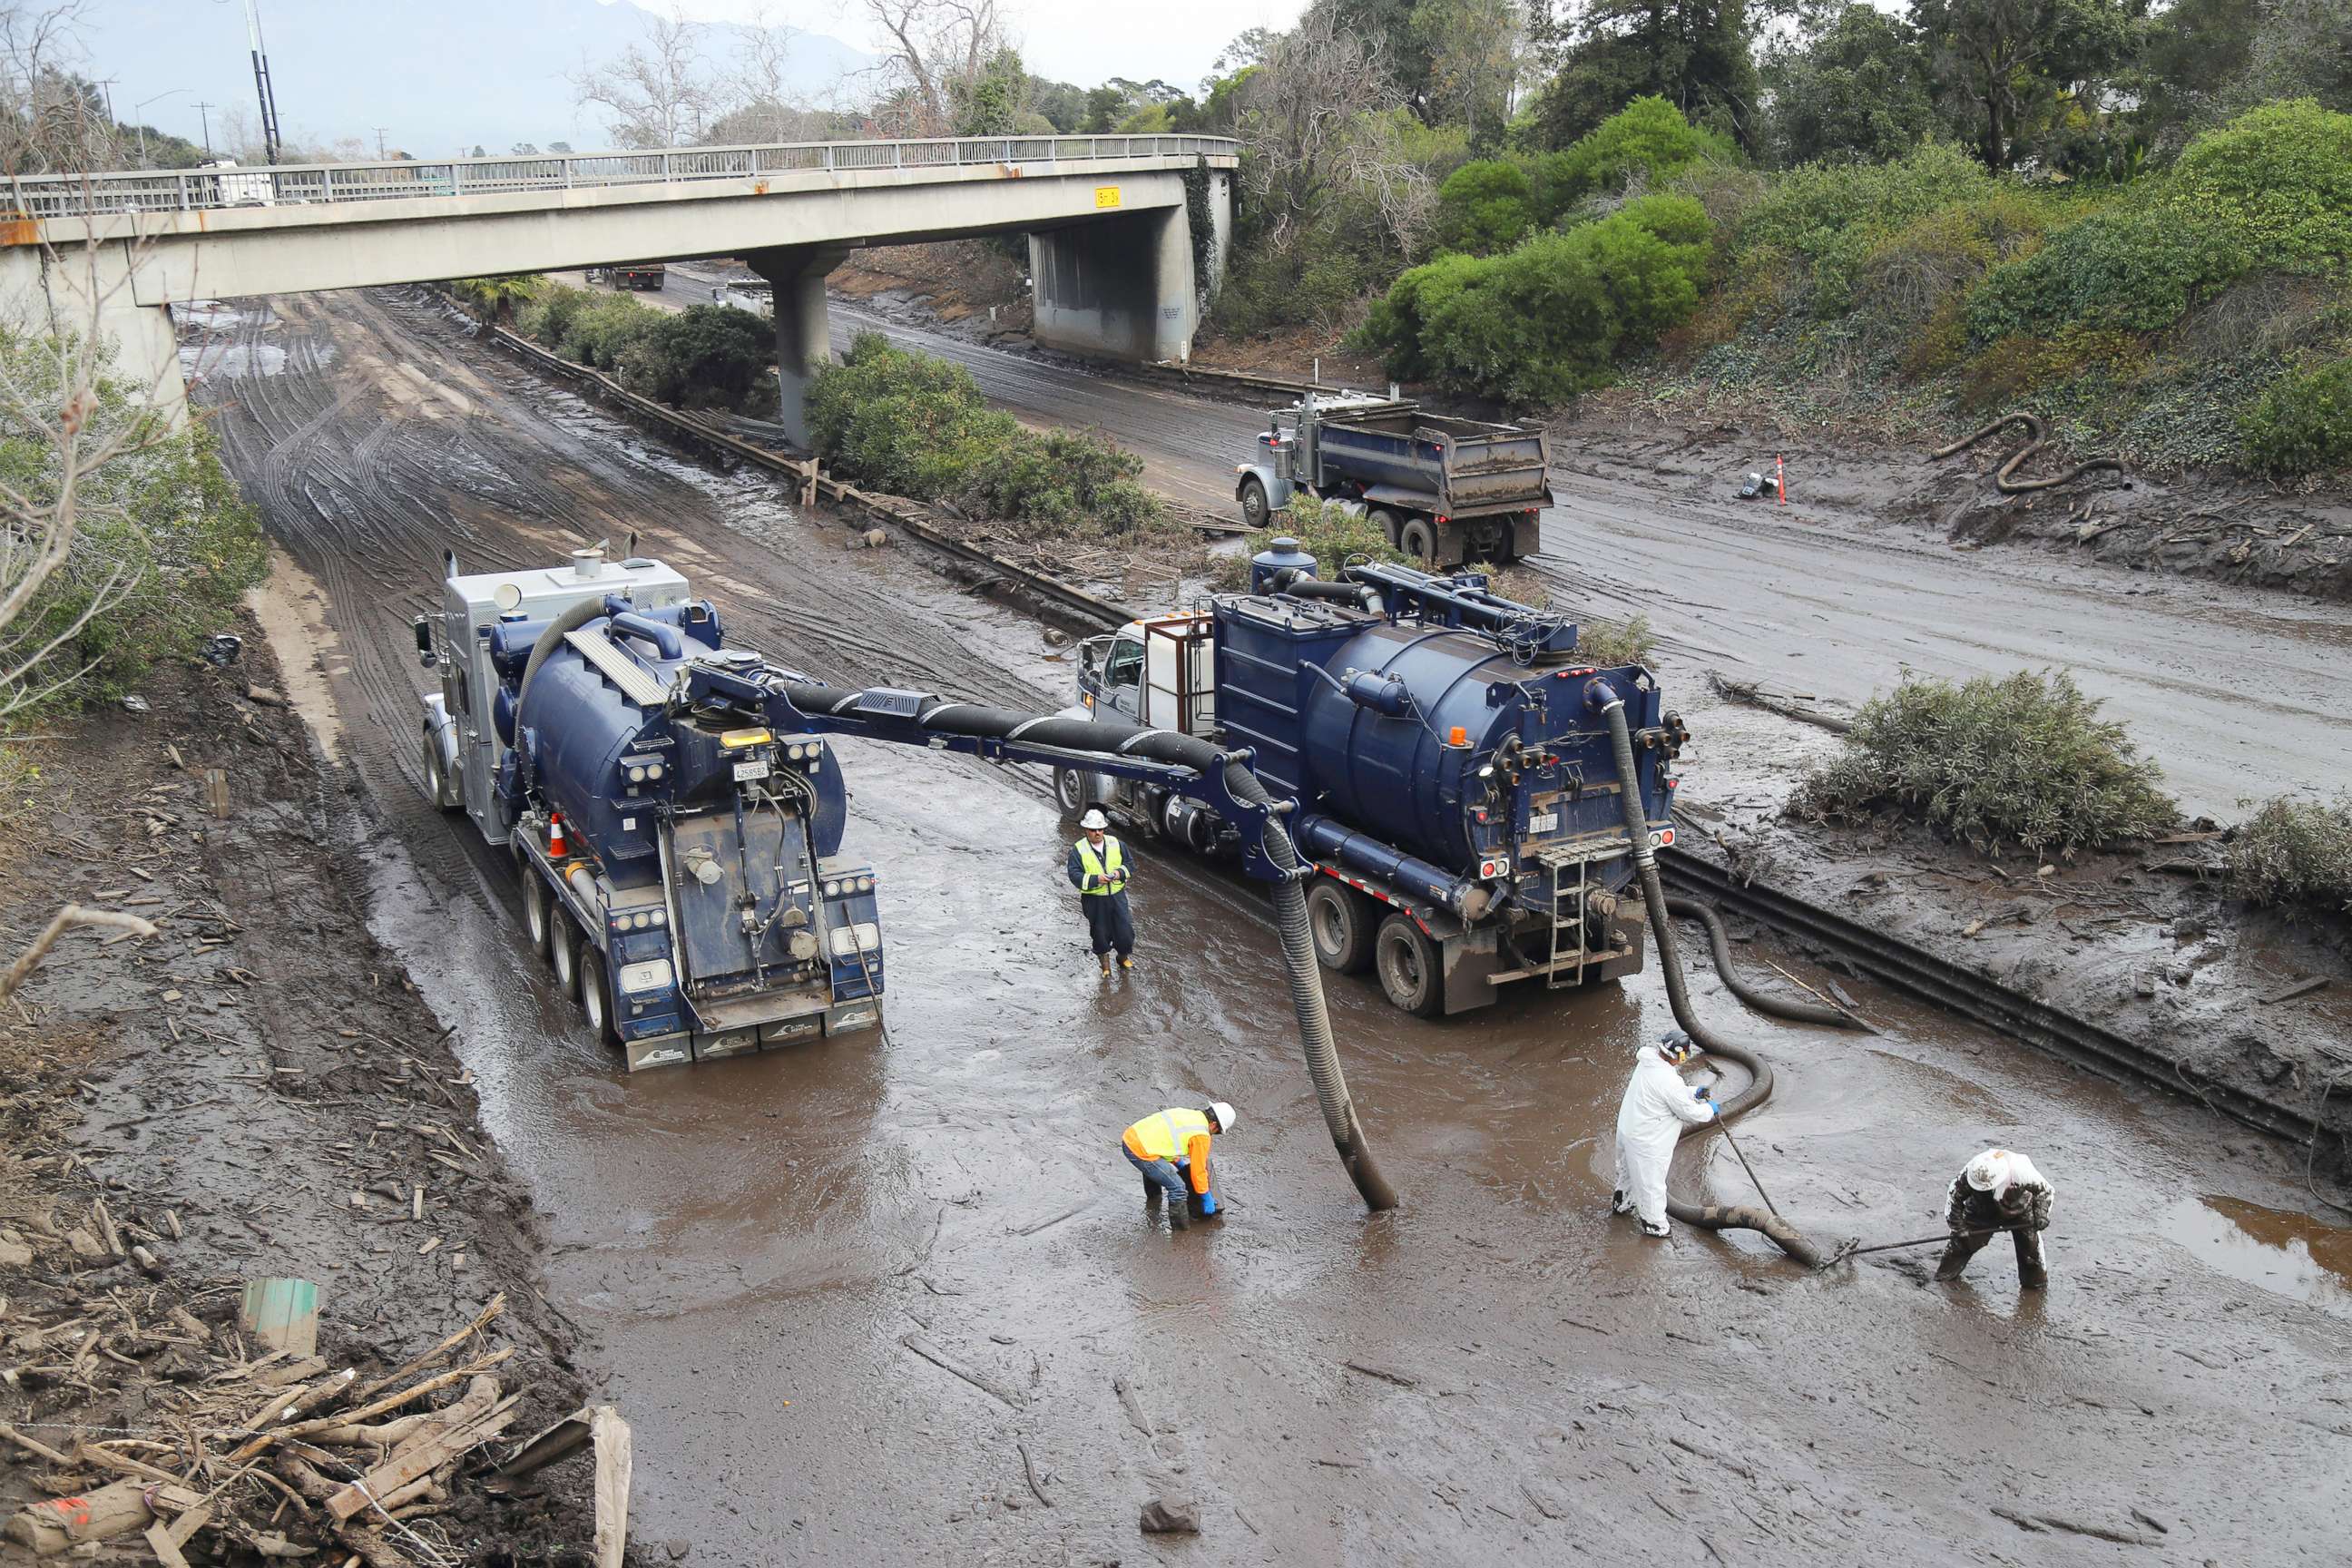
[134,89,191,169]
[240,0,283,164]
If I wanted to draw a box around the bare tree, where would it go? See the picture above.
[861,0,1007,135]
[1342,113,1442,263]
[571,4,720,151]
[0,1,124,175]
[1235,6,1399,244]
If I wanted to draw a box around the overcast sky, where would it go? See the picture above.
[649,0,1310,93]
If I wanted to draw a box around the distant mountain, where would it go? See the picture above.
[80,0,876,160]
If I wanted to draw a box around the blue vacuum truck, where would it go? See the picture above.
[414,547,885,1070]
[1054,542,1685,1016]
[1232,391,1552,567]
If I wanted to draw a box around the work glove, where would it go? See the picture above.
[1199,1192,1218,1216]
[1692,1085,1710,1101]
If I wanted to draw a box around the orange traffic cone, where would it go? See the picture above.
[547,810,569,858]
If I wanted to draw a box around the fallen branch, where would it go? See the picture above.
[2,905,160,1005]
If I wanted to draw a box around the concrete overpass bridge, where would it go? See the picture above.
[2,134,1238,438]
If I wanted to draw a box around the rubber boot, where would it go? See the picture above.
[1167,1191,1192,1230]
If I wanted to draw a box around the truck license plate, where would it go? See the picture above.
[1528,810,1558,833]
[733,760,771,782]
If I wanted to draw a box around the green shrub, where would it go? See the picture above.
[1359,195,1712,407]
[2228,794,2352,916]
[1434,160,1535,255]
[615,306,775,412]
[0,328,268,715]
[1245,492,1407,577]
[559,293,661,371]
[1794,670,2180,854]
[2238,357,2352,474]
[808,333,1166,537]
[1970,101,2352,344]
[1538,96,1737,212]
[450,275,544,321]
[517,285,589,349]
[1724,142,1999,319]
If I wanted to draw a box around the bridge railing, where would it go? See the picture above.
[3,135,1242,220]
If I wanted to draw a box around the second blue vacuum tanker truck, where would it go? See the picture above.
[1056,542,1684,1016]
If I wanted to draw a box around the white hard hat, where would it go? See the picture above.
[1208,1101,1237,1132]
[1965,1149,2015,1199]
[1079,808,1109,830]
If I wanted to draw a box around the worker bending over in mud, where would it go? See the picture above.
[1612,1029,1717,1239]
[1066,808,1135,975]
[1121,1102,1236,1230]
[1936,1148,2053,1289]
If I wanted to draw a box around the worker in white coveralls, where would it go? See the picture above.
[1936,1148,2053,1289]
[1065,808,1135,975]
[1611,1028,1718,1238]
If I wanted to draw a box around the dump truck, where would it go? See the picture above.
[414,547,884,1069]
[1232,391,1552,566]
[592,262,667,291]
[1054,541,1684,1016]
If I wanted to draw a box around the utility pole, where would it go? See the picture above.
[241,0,283,164]
[93,78,117,125]
[373,127,388,159]
[196,101,215,161]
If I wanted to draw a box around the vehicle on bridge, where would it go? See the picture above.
[1055,542,1683,1015]
[414,548,884,1070]
[1233,391,1551,567]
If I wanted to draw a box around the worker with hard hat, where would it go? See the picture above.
[1936,1148,2053,1289]
[1065,807,1135,975]
[1610,1028,1718,1238]
[1121,1102,1236,1230]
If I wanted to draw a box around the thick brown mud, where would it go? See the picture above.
[189,287,2352,1565]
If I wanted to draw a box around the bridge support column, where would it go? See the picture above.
[745,244,849,450]
[0,247,189,429]
[1028,207,1199,366]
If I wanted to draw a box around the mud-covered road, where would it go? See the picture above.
[799,282,2352,819]
[191,289,2352,1564]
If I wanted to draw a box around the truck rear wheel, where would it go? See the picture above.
[420,726,460,812]
[523,872,554,959]
[549,911,581,995]
[1368,508,1401,547]
[1239,475,1270,530]
[1307,879,1377,974]
[1398,516,1436,564]
[1374,912,1446,1017]
[580,950,621,1049]
[1054,766,1091,816]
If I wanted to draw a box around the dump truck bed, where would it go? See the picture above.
[1314,407,1552,517]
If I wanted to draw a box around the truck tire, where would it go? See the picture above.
[523,872,554,960]
[579,949,622,1049]
[1398,516,1437,564]
[1368,508,1402,547]
[420,726,460,812]
[1374,912,1446,1017]
[1307,879,1377,974]
[1054,766,1091,815]
[1239,475,1270,530]
[549,911,581,995]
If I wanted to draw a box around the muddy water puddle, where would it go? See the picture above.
[213,285,2352,1564]
[2164,1194,2352,1312]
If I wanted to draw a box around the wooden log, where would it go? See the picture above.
[144,1520,195,1568]
[204,769,230,819]
[5,1479,191,1555]
[326,1396,520,1521]
[486,1406,593,1492]
[592,1406,632,1568]
[0,1423,73,1465]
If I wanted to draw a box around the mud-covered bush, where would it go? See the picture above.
[1795,670,2180,854]
[809,333,1165,537]
[2228,794,2352,916]
[2239,357,2352,474]
[615,306,775,412]
[556,292,662,373]
[1575,614,1655,667]
[1245,492,1408,578]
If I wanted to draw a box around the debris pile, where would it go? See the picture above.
[1,1287,627,1564]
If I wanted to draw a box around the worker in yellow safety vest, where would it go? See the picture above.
[1065,807,1135,975]
[1121,1102,1237,1230]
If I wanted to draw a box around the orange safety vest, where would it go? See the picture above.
[1122,1107,1213,1193]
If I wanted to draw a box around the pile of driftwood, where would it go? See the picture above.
[1,1289,630,1567]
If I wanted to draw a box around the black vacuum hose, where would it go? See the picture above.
[773,678,1399,1212]
[1665,896,1865,1031]
[1597,693,1822,1259]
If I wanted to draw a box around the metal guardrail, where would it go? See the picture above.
[5,134,1241,220]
